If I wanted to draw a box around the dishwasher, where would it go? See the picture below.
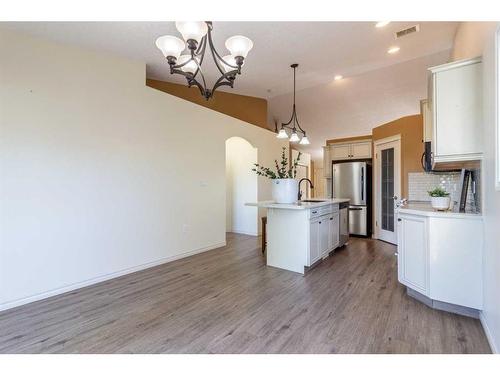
[338,201,349,247]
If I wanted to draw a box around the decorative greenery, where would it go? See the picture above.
[428,186,450,197]
[252,147,302,179]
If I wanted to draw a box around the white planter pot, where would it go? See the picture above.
[431,196,451,211]
[272,178,298,204]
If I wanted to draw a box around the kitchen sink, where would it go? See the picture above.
[300,200,327,203]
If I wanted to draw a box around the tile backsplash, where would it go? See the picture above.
[408,171,479,212]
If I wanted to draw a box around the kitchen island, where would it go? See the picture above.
[247,199,350,274]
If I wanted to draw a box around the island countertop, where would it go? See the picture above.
[246,198,350,210]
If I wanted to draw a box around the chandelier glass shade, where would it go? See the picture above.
[156,21,253,100]
[276,64,310,145]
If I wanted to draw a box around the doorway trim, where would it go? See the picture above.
[373,134,401,242]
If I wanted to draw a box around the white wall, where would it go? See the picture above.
[452,22,500,353]
[0,29,287,311]
[225,137,258,235]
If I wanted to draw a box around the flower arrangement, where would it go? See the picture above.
[251,147,302,179]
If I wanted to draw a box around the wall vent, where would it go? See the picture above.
[395,24,420,39]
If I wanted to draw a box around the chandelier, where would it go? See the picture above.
[155,22,253,100]
[276,64,310,145]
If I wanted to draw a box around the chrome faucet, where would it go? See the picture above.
[298,178,314,201]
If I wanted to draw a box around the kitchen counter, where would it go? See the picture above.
[398,202,482,220]
[246,198,350,210]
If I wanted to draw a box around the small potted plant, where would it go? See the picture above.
[252,147,302,204]
[428,186,451,211]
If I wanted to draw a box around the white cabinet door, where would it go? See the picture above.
[323,146,332,178]
[330,144,351,160]
[327,214,340,253]
[332,212,339,248]
[431,59,482,162]
[351,141,372,159]
[309,219,321,266]
[319,217,330,259]
[397,214,429,296]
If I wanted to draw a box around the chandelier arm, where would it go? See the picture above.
[189,38,207,84]
[187,76,208,98]
[206,29,233,76]
[208,32,240,73]
[211,74,235,93]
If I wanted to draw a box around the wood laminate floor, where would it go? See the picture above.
[0,234,491,353]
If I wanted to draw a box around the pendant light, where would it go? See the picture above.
[276,64,310,145]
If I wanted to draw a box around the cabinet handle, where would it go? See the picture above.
[319,221,322,224]
[330,218,333,220]
[312,211,318,214]
[394,252,398,257]
[397,218,402,222]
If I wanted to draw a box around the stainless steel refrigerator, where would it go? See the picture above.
[332,161,372,236]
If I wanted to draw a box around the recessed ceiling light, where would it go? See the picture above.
[334,75,343,81]
[387,46,400,54]
[375,21,391,28]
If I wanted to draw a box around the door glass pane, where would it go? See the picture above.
[381,148,394,232]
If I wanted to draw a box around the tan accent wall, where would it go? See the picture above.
[372,114,424,198]
[146,79,268,130]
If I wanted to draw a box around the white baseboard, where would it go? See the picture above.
[480,311,499,354]
[0,241,226,313]
[230,229,259,236]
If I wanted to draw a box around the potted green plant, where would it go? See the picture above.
[252,147,302,204]
[428,186,451,211]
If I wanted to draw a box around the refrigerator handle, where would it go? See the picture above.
[361,166,364,201]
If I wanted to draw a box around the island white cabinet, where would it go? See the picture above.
[397,210,483,310]
[307,209,339,266]
[249,199,348,274]
[429,57,483,163]
[309,218,321,265]
[328,213,340,257]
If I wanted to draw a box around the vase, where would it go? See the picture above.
[271,178,298,204]
[431,196,451,211]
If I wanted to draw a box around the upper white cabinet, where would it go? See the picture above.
[429,57,483,163]
[350,142,372,159]
[330,143,351,160]
[323,140,372,178]
[322,146,331,178]
[420,99,432,143]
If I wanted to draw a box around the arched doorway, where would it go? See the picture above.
[225,137,258,235]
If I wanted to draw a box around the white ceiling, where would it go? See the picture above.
[268,50,451,161]
[1,22,458,99]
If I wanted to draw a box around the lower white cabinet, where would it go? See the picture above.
[397,214,429,295]
[309,218,321,265]
[309,212,340,265]
[397,211,483,309]
[327,213,339,257]
[308,206,341,266]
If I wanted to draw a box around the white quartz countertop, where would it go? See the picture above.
[246,198,350,210]
[398,202,482,219]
